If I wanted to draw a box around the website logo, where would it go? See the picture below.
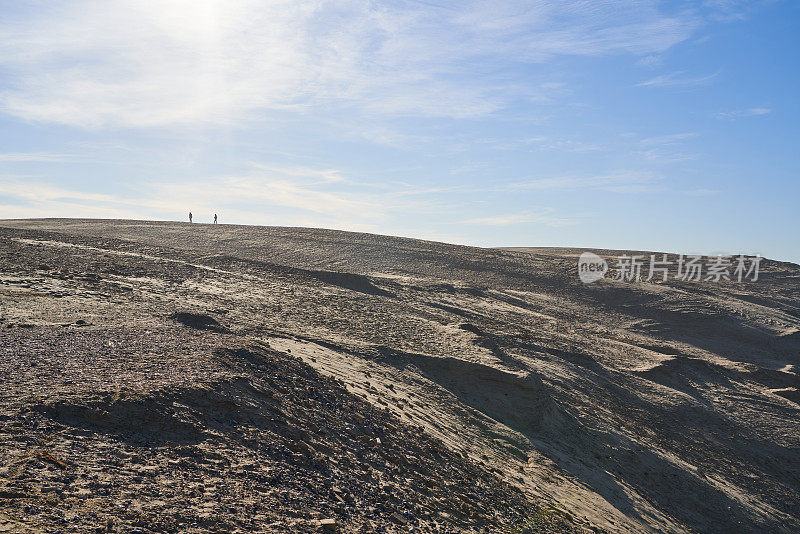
[577,252,608,283]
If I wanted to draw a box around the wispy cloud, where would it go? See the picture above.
[0,152,78,162]
[637,54,663,67]
[509,170,660,193]
[715,107,772,119]
[0,176,144,220]
[639,133,698,146]
[703,0,766,22]
[685,188,721,197]
[636,70,719,88]
[636,150,700,164]
[465,209,575,227]
[476,135,603,153]
[0,1,700,129]
[520,136,603,153]
[0,165,462,229]
[635,133,700,163]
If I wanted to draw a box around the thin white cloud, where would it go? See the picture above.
[636,70,719,88]
[637,54,663,67]
[0,165,461,229]
[715,107,772,119]
[0,178,123,204]
[0,152,78,162]
[0,1,700,128]
[685,188,720,197]
[509,170,660,193]
[152,175,382,220]
[703,0,766,22]
[247,164,351,185]
[636,149,700,164]
[465,209,575,227]
[520,136,603,152]
[639,132,698,146]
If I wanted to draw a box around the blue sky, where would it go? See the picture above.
[0,1,798,262]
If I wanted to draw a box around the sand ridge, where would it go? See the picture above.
[1,219,798,533]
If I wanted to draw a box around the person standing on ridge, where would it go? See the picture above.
[214,214,217,224]
[189,212,193,223]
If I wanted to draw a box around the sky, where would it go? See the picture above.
[0,0,798,262]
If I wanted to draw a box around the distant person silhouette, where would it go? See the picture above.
[189,212,193,223]
[214,214,218,224]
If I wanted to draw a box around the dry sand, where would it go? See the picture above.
[1,218,798,533]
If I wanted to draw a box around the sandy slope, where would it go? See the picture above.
[1,218,798,533]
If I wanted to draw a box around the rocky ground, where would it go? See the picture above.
[1,219,798,533]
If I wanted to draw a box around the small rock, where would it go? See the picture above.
[317,518,337,531]
[390,512,408,525]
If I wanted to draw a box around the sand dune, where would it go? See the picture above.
[1,219,798,533]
